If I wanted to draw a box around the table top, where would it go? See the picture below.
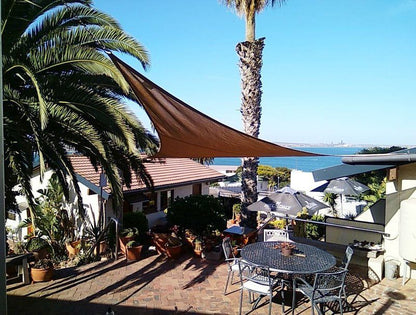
[223,226,256,236]
[240,241,336,274]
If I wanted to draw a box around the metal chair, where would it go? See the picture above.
[263,229,288,242]
[341,246,353,269]
[222,237,240,295]
[292,269,348,315]
[238,260,282,315]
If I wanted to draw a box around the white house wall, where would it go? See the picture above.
[385,163,416,279]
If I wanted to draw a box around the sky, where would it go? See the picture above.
[95,0,416,147]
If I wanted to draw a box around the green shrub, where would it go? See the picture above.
[123,212,149,234]
[306,214,325,240]
[166,195,226,237]
[26,237,50,252]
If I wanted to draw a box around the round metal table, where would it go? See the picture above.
[240,241,336,274]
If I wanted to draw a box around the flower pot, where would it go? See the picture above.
[66,240,81,257]
[94,240,108,256]
[126,245,143,261]
[165,244,182,259]
[152,233,169,255]
[31,267,54,282]
[119,236,135,255]
[281,247,293,257]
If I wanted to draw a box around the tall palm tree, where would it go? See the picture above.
[2,0,158,218]
[221,0,285,228]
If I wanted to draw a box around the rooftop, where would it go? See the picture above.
[69,155,225,194]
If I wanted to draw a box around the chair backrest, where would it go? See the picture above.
[222,237,235,260]
[312,269,348,298]
[341,246,354,269]
[238,260,273,288]
[264,229,288,242]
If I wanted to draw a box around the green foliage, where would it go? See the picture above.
[232,203,241,219]
[3,0,158,214]
[306,214,325,240]
[323,192,337,216]
[123,212,149,235]
[257,165,291,189]
[126,240,141,248]
[166,195,226,237]
[26,237,50,252]
[267,219,286,229]
[293,208,309,238]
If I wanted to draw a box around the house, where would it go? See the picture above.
[7,155,225,239]
[312,147,416,280]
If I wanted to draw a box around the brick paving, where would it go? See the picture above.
[6,250,416,315]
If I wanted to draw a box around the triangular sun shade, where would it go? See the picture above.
[109,54,319,159]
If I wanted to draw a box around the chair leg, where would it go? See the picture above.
[224,270,231,295]
[339,298,344,315]
[239,288,244,315]
[268,294,272,315]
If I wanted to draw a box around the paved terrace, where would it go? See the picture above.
[7,250,416,315]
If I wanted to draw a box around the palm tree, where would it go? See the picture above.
[2,0,158,218]
[323,192,338,216]
[221,0,286,228]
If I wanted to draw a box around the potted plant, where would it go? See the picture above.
[193,238,203,257]
[164,235,182,259]
[26,237,51,261]
[119,228,138,255]
[30,258,54,282]
[277,242,296,257]
[125,240,143,261]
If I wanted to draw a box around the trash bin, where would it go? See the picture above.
[385,260,399,280]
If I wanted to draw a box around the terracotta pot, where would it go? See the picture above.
[119,236,135,255]
[31,267,54,282]
[281,247,293,257]
[66,240,81,257]
[126,245,143,261]
[152,233,169,255]
[94,241,108,255]
[165,244,182,259]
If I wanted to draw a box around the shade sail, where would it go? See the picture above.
[109,54,320,159]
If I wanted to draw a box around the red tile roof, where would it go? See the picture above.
[69,155,225,194]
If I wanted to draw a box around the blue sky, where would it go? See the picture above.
[95,0,416,146]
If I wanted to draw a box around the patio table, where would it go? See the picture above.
[240,241,336,313]
[240,241,336,274]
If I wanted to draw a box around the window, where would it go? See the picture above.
[161,190,174,210]
[142,192,157,214]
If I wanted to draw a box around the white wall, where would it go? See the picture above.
[385,163,416,279]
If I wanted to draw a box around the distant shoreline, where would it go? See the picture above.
[274,142,411,148]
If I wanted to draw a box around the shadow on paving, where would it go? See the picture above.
[7,295,211,315]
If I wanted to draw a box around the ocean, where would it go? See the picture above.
[213,147,364,172]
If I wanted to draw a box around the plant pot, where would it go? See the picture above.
[94,240,108,256]
[165,244,182,259]
[66,240,81,257]
[31,267,54,282]
[126,245,143,261]
[152,233,169,255]
[119,236,135,255]
[281,247,293,257]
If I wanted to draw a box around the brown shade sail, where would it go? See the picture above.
[109,54,320,159]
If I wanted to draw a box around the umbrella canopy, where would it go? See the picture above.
[247,187,329,218]
[323,177,369,196]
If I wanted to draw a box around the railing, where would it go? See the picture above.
[270,214,390,237]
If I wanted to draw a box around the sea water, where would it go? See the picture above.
[213,147,364,172]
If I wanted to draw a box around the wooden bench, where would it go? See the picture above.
[6,253,33,284]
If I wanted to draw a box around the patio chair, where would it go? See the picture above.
[222,237,240,295]
[341,246,354,270]
[292,269,348,315]
[263,229,288,242]
[238,260,282,315]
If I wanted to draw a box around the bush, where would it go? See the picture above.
[26,237,50,252]
[123,212,149,234]
[306,214,325,240]
[166,195,226,237]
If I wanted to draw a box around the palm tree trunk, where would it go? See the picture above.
[236,37,265,228]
